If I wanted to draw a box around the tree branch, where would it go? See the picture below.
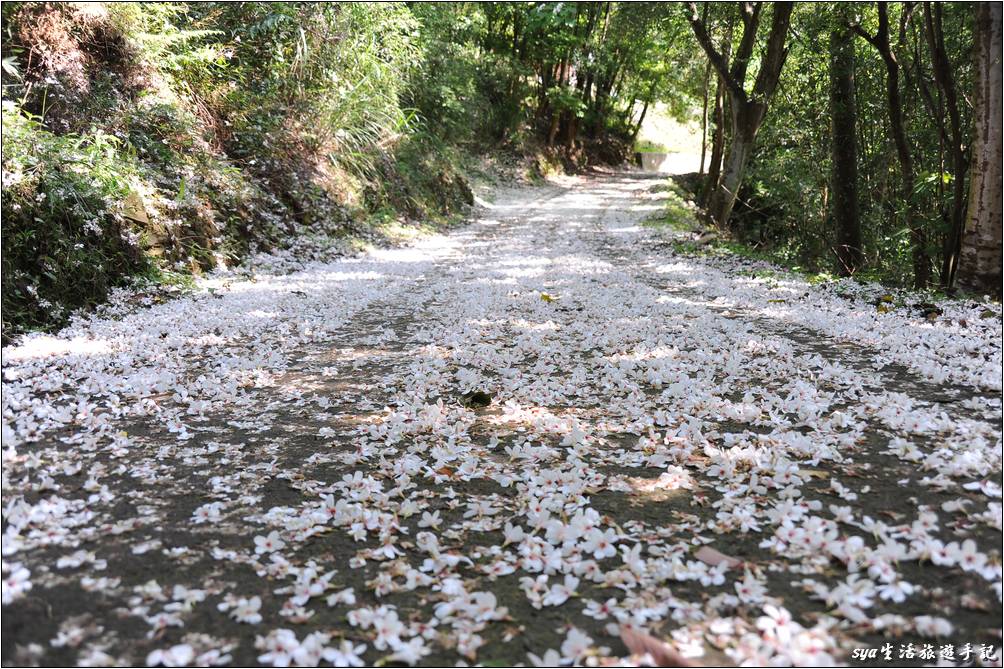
[850,22,880,48]
[729,2,762,86]
[686,2,747,102]
[750,2,794,104]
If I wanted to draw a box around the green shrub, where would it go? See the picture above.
[1,102,152,342]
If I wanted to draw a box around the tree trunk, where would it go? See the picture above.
[565,113,579,149]
[923,3,970,288]
[887,62,929,288]
[631,98,650,144]
[511,10,521,57]
[854,3,930,287]
[688,1,794,227]
[829,12,863,275]
[547,113,561,147]
[708,115,756,227]
[703,77,726,209]
[699,2,711,177]
[630,81,657,144]
[537,63,553,123]
[958,2,1003,295]
[701,8,732,210]
[700,58,711,177]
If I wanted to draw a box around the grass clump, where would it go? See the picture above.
[634,139,669,153]
[644,180,701,233]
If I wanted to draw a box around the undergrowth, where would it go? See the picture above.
[0,3,476,344]
[659,175,977,300]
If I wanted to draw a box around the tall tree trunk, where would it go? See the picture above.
[630,81,657,144]
[700,58,711,177]
[958,2,1003,295]
[594,73,618,136]
[698,2,711,177]
[631,98,650,144]
[923,3,970,288]
[547,113,561,147]
[710,121,757,228]
[701,14,733,210]
[537,63,554,123]
[854,3,929,287]
[511,9,521,57]
[829,11,863,275]
[565,113,580,149]
[703,76,726,209]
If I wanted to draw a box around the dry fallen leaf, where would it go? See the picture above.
[620,626,696,667]
[694,545,742,569]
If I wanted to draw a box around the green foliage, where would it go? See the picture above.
[635,139,669,153]
[1,102,151,341]
[104,2,222,71]
[192,3,420,171]
[717,2,978,287]
[407,2,704,155]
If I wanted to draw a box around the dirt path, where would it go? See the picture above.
[2,172,1001,667]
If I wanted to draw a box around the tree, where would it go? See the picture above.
[853,3,930,288]
[700,10,733,209]
[922,2,970,288]
[687,2,795,227]
[958,2,1002,295]
[702,73,727,209]
[829,7,863,275]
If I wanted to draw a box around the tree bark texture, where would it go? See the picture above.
[958,2,1003,295]
[829,13,863,275]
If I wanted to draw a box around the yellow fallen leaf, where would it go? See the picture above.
[540,292,557,303]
